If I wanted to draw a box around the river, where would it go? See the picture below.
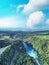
[22,42,41,65]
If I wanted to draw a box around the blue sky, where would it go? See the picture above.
[0,0,49,31]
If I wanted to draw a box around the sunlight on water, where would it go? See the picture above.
[27,49,38,58]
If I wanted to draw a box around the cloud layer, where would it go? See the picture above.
[46,19,49,24]
[16,0,49,30]
[23,0,49,14]
[0,17,23,28]
[26,11,44,28]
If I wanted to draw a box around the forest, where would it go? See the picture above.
[0,31,49,65]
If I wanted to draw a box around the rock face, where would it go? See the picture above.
[0,40,35,65]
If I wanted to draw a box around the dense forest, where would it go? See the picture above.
[0,31,49,65]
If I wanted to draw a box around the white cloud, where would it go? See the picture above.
[46,19,49,24]
[26,11,44,28]
[23,0,49,14]
[0,16,21,28]
[16,4,25,13]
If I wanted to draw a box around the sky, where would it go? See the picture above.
[0,0,49,31]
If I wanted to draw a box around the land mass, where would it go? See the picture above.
[0,31,49,65]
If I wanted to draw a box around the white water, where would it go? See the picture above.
[0,45,11,55]
[23,42,41,65]
[35,58,40,65]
